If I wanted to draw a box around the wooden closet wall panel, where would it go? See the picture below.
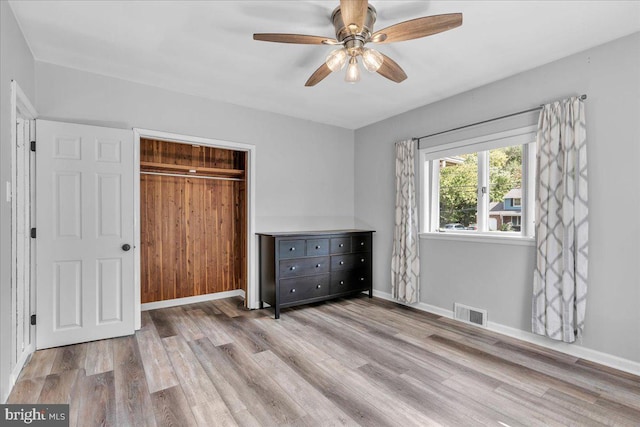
[141,175,245,302]
[236,179,247,293]
[140,139,246,304]
[140,138,242,169]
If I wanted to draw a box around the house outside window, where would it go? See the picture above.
[419,126,536,239]
[490,188,523,231]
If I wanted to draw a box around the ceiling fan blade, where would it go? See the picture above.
[305,63,333,87]
[340,0,369,33]
[371,13,462,44]
[376,54,407,83]
[253,33,339,45]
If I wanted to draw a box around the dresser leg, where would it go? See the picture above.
[259,301,264,309]
[275,306,280,319]
[368,288,373,298]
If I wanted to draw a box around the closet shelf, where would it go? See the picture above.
[140,161,244,178]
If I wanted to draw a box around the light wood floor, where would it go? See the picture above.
[8,295,640,426]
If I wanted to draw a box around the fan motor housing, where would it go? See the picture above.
[331,5,377,43]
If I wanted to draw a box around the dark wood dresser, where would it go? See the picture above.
[258,230,374,318]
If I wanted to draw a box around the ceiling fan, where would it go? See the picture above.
[253,0,462,86]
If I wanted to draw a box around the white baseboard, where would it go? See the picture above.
[141,289,245,311]
[372,290,640,377]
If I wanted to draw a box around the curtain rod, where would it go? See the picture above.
[414,94,587,144]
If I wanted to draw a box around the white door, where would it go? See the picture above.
[36,120,134,349]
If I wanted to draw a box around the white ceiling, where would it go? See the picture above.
[9,1,640,129]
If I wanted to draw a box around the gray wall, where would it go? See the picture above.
[0,1,36,402]
[355,32,640,363]
[35,62,355,232]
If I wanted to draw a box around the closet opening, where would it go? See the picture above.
[138,136,248,310]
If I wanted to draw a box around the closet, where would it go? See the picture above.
[140,138,246,303]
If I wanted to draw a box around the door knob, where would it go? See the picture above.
[122,244,131,252]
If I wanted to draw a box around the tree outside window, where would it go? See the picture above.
[437,145,523,230]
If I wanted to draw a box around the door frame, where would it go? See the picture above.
[132,128,257,328]
[8,80,37,390]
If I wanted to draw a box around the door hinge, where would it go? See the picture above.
[30,228,36,238]
[30,141,36,152]
[30,314,36,326]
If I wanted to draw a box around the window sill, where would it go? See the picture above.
[419,231,535,246]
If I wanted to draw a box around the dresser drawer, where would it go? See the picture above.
[280,274,330,304]
[331,253,370,271]
[330,237,351,254]
[330,270,370,294]
[279,256,330,279]
[306,238,329,257]
[279,239,306,259]
[352,234,372,252]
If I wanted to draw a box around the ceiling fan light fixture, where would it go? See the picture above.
[362,48,384,72]
[345,56,361,83]
[253,2,462,86]
[326,48,348,72]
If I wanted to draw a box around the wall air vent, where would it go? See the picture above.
[454,303,487,327]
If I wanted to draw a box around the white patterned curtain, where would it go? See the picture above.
[532,97,588,343]
[391,139,420,304]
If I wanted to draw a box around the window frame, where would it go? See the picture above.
[419,125,537,241]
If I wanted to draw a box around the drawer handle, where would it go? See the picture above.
[290,266,296,271]
[316,264,321,268]
[360,277,365,281]
[339,243,344,247]
[340,280,344,285]
[339,261,344,265]
[290,247,296,251]
[361,258,365,262]
[360,242,365,246]
[315,245,321,249]
[316,284,322,289]
[290,288,296,293]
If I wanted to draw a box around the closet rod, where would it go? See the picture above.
[414,94,587,146]
[141,171,244,182]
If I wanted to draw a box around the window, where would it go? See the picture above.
[420,126,536,238]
